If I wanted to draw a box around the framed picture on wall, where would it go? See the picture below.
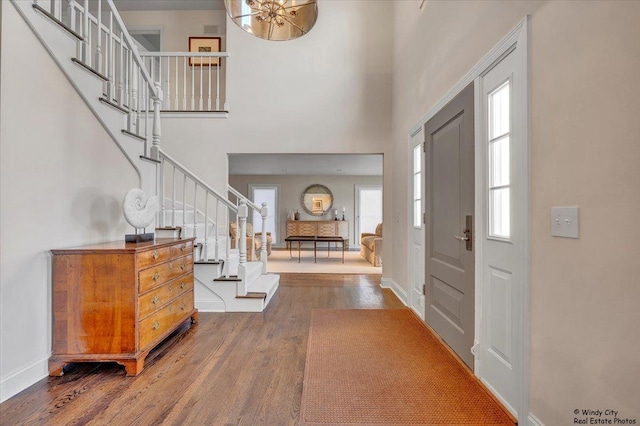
[188,37,221,66]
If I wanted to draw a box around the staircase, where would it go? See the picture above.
[13,0,278,312]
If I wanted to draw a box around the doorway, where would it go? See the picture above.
[355,185,383,242]
[406,18,530,420]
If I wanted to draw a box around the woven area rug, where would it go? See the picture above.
[266,249,381,274]
[300,309,515,425]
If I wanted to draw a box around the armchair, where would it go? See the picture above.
[360,223,382,266]
[229,222,272,261]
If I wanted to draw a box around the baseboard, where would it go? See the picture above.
[380,278,408,306]
[0,356,49,403]
[527,413,545,426]
[195,300,226,312]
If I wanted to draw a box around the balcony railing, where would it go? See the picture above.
[139,52,229,113]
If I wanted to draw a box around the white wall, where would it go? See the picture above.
[0,3,138,402]
[229,174,382,246]
[390,0,640,424]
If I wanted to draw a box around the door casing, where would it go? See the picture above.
[406,16,530,422]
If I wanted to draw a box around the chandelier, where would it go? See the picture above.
[224,0,318,41]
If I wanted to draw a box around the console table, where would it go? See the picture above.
[285,236,346,263]
[286,220,349,246]
[49,238,197,376]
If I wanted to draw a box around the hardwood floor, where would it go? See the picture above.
[0,274,404,425]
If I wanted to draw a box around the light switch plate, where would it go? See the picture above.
[551,206,579,238]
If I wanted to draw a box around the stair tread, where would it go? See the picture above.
[248,273,280,294]
[236,292,267,299]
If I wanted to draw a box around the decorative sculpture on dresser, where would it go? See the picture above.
[122,188,158,242]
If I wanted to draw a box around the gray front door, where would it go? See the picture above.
[424,82,475,368]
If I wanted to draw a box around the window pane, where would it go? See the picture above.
[413,145,421,173]
[490,187,510,238]
[414,173,421,200]
[490,135,510,187]
[489,82,510,140]
[414,200,421,227]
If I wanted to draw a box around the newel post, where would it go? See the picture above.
[151,82,163,159]
[237,201,248,296]
[260,202,268,273]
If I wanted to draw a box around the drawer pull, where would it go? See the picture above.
[169,283,173,291]
[180,264,186,271]
[169,262,173,270]
[152,321,160,330]
[181,303,187,311]
[152,295,160,305]
[180,245,186,252]
[169,306,173,313]
[180,282,186,289]
[153,272,160,282]
[152,250,160,260]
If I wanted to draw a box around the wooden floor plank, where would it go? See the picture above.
[0,274,404,425]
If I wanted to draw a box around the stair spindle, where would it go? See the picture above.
[82,0,89,66]
[96,0,102,72]
[260,202,268,273]
[207,58,212,111]
[182,58,187,110]
[190,55,195,111]
[216,58,220,111]
[118,31,124,106]
[204,192,209,261]
[174,58,179,111]
[193,182,198,240]
[182,173,187,235]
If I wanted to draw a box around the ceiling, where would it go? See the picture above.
[229,154,383,176]
[113,0,225,11]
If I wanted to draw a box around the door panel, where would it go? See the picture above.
[432,117,463,266]
[425,82,475,368]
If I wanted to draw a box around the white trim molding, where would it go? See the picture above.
[381,278,408,306]
[528,413,545,426]
[0,356,50,403]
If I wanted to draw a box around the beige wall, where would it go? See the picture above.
[229,174,382,247]
[391,0,640,423]
[529,1,640,421]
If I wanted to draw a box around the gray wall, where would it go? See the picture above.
[229,174,382,248]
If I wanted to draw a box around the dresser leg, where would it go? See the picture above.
[191,311,199,324]
[48,359,67,376]
[119,358,145,376]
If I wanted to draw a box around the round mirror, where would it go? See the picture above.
[301,184,333,217]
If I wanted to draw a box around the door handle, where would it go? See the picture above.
[454,215,473,251]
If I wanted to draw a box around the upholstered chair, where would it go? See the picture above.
[359,223,382,266]
[229,222,272,261]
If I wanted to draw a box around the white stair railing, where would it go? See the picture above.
[31,0,162,156]
[139,52,229,112]
[156,150,238,267]
[228,185,269,273]
[28,0,252,291]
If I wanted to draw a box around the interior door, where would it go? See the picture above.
[409,129,425,319]
[424,82,475,368]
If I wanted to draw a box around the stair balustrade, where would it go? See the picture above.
[22,0,270,305]
[138,52,229,112]
[31,0,162,156]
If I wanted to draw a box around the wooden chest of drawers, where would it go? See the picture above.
[49,238,197,376]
